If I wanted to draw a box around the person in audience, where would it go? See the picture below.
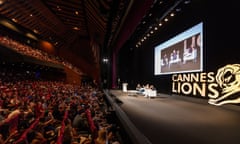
[95,128,108,144]
[0,66,124,144]
[0,130,18,144]
[0,134,4,144]
[62,118,73,144]
[52,103,65,121]
[79,136,91,144]
[26,130,47,144]
[106,125,120,144]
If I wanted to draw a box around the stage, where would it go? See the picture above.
[107,90,240,144]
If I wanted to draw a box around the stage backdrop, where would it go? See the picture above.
[118,0,240,99]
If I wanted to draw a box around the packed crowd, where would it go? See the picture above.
[0,72,121,144]
[0,35,82,74]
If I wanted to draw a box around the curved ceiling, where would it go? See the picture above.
[0,0,188,81]
[0,0,135,78]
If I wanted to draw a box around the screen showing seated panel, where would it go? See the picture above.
[154,22,203,75]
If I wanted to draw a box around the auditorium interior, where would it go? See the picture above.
[0,0,240,144]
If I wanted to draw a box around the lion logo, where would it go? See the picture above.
[208,64,240,106]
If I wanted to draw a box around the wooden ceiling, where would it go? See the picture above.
[0,0,135,78]
[0,0,188,81]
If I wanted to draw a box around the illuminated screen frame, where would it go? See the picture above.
[154,22,203,75]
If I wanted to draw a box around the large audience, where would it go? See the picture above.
[0,35,82,74]
[0,68,121,144]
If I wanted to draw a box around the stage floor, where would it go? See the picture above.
[109,90,240,144]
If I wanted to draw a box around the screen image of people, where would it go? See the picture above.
[160,34,201,73]
[154,22,203,75]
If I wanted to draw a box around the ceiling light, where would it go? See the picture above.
[57,6,62,11]
[103,58,109,63]
[73,27,80,30]
[184,0,191,4]
[176,8,181,12]
[26,33,38,40]
[12,18,17,22]
[33,29,38,33]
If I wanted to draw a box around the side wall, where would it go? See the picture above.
[64,67,82,85]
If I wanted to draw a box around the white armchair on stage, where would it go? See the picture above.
[148,90,157,97]
[144,89,157,98]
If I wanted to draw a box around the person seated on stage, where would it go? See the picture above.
[136,84,144,94]
[136,84,141,91]
[150,85,156,91]
[143,84,157,98]
[143,84,150,97]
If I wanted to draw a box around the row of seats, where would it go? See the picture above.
[0,69,122,144]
